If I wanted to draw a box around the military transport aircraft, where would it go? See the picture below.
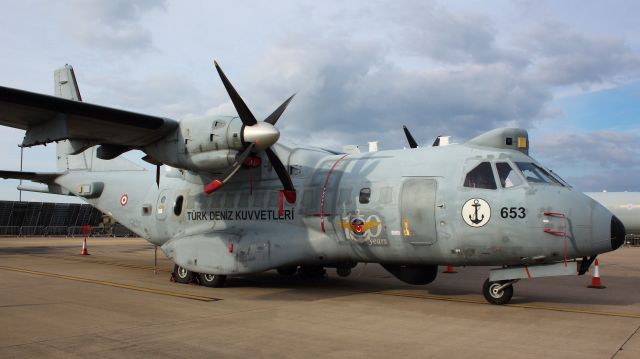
[0,64,625,305]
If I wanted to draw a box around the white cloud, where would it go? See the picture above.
[64,0,167,51]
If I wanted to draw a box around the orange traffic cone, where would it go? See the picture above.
[80,237,90,255]
[442,265,457,274]
[587,259,605,289]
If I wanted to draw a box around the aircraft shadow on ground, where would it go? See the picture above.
[213,271,640,307]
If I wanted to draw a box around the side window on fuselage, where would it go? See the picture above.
[464,162,497,189]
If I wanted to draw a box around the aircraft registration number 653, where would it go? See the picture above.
[500,207,526,219]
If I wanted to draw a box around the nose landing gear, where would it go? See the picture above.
[482,278,517,305]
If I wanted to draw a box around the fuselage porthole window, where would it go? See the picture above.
[359,188,371,204]
[496,162,523,188]
[173,195,184,216]
[464,162,497,189]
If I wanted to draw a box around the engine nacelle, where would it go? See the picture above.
[144,116,245,172]
[381,264,438,285]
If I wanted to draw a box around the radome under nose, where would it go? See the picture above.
[611,215,626,250]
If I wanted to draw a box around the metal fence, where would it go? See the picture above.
[626,234,640,246]
[0,200,138,237]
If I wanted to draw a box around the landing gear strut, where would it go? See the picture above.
[482,278,517,305]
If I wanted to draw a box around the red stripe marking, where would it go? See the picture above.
[543,229,566,236]
[544,211,565,217]
[524,265,532,279]
[320,154,348,233]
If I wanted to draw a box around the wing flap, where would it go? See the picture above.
[0,86,178,147]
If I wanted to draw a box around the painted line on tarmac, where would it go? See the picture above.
[377,291,640,319]
[0,265,220,302]
[30,254,172,273]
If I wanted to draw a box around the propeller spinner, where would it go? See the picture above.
[204,61,296,204]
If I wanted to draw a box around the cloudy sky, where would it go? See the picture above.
[1,0,639,202]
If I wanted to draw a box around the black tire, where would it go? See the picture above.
[199,273,227,288]
[277,266,298,276]
[482,278,514,305]
[299,265,326,278]
[336,266,351,277]
[173,264,194,284]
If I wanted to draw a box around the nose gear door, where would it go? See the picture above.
[400,178,438,245]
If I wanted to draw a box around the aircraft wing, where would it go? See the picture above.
[0,86,178,147]
[0,170,61,183]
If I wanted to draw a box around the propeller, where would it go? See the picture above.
[403,125,444,148]
[204,143,255,193]
[204,61,296,203]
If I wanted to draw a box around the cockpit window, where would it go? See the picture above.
[516,162,563,186]
[496,162,523,188]
[549,169,571,187]
[464,162,497,189]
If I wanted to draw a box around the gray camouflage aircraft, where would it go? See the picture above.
[0,64,626,305]
[586,192,640,236]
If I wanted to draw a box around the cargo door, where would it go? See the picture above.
[400,178,437,245]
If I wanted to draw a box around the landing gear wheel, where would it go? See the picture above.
[277,266,298,276]
[336,266,351,277]
[199,273,227,288]
[482,278,513,305]
[299,265,326,278]
[173,264,194,284]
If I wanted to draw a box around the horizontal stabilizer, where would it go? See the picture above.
[0,170,61,183]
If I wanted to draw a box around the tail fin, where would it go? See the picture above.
[53,65,145,173]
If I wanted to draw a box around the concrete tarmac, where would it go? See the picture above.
[0,237,639,358]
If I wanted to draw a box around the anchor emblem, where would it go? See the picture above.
[462,198,491,227]
[469,199,484,224]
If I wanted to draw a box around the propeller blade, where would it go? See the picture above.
[204,143,255,194]
[264,94,296,125]
[402,125,418,149]
[214,61,258,126]
[265,147,296,203]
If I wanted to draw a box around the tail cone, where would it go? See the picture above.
[587,259,605,289]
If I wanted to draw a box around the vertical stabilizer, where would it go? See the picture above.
[54,64,82,101]
[53,65,145,173]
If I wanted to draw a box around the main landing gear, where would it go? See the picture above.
[172,264,227,288]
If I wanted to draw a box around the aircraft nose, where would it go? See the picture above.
[611,215,626,250]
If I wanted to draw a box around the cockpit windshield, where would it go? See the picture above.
[496,162,523,188]
[515,162,564,186]
[464,162,497,189]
